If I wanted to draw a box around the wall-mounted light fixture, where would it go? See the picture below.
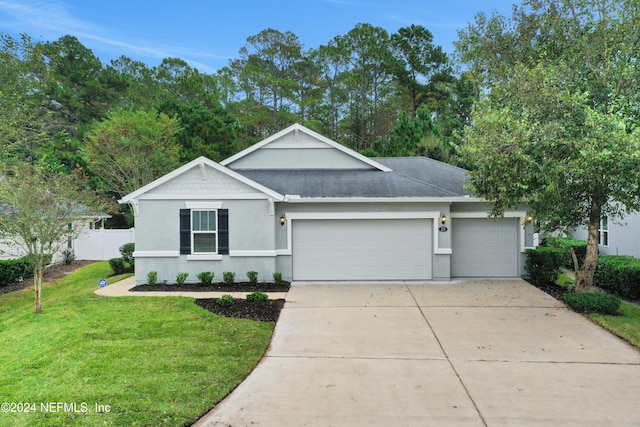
[525,214,534,225]
[440,214,447,225]
[280,215,287,226]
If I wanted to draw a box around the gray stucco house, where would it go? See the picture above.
[120,123,534,285]
[572,213,640,258]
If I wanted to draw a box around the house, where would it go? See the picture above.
[571,214,640,258]
[119,124,534,285]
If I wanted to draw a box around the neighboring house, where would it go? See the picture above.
[119,123,534,285]
[572,214,640,258]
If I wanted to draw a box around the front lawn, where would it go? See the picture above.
[0,262,275,426]
[590,303,640,349]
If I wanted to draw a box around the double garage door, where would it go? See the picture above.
[292,219,432,281]
[291,217,519,280]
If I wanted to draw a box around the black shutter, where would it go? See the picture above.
[179,209,191,254]
[218,209,229,254]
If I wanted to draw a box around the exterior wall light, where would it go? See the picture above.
[525,214,534,224]
[440,214,447,225]
[280,215,287,226]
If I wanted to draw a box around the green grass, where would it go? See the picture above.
[555,272,575,288]
[0,262,275,426]
[590,303,640,349]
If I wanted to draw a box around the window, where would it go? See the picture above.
[180,208,229,255]
[192,210,217,253]
[599,215,609,247]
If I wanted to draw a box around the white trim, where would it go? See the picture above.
[284,196,481,203]
[220,123,393,172]
[118,156,284,204]
[186,254,222,261]
[229,250,277,257]
[279,211,449,256]
[133,251,179,258]
[137,193,270,200]
[185,201,223,209]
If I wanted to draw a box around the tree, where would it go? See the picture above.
[457,0,640,292]
[83,109,181,198]
[389,25,449,117]
[0,163,105,313]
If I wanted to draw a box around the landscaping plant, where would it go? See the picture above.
[247,271,258,286]
[176,272,189,286]
[272,272,282,286]
[147,270,158,286]
[563,292,621,315]
[197,271,214,286]
[246,291,268,302]
[223,271,235,286]
[216,294,234,307]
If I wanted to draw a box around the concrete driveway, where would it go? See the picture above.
[195,279,640,427]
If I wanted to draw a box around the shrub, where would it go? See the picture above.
[176,272,189,286]
[524,247,563,285]
[197,271,214,286]
[563,292,621,315]
[61,248,76,265]
[540,237,588,269]
[109,257,127,275]
[223,271,235,286]
[216,294,233,307]
[594,255,640,300]
[246,291,268,302]
[147,271,158,286]
[119,243,135,269]
[273,272,282,286]
[0,257,35,287]
[247,271,258,286]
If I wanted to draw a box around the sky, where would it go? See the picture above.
[0,0,515,74]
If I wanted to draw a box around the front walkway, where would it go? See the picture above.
[195,279,640,427]
[94,276,288,299]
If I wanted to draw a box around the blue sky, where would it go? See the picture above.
[0,0,515,74]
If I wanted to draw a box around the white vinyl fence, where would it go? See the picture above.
[73,228,135,261]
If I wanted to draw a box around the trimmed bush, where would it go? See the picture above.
[247,271,258,286]
[147,271,158,286]
[524,246,563,285]
[564,292,621,315]
[216,294,234,307]
[272,272,282,286]
[197,271,214,286]
[594,255,640,300]
[246,291,268,302]
[119,243,135,269]
[176,272,189,286]
[540,237,588,269]
[223,272,235,286]
[0,257,35,287]
[109,257,127,275]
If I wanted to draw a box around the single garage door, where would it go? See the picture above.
[293,219,432,280]
[451,218,519,277]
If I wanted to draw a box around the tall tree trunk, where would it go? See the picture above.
[574,196,602,293]
[34,268,43,314]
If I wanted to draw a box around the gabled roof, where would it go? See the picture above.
[237,157,470,199]
[221,123,392,172]
[118,156,284,204]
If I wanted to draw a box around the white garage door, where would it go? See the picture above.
[293,219,432,281]
[451,218,519,277]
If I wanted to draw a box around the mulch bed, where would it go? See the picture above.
[130,281,291,322]
[528,281,567,301]
[130,282,290,293]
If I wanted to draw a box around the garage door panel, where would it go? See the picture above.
[293,219,432,281]
[451,218,518,277]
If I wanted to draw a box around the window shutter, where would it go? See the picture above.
[179,209,191,254]
[218,209,229,254]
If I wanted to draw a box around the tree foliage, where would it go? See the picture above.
[83,109,181,198]
[457,0,640,292]
[0,163,105,313]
